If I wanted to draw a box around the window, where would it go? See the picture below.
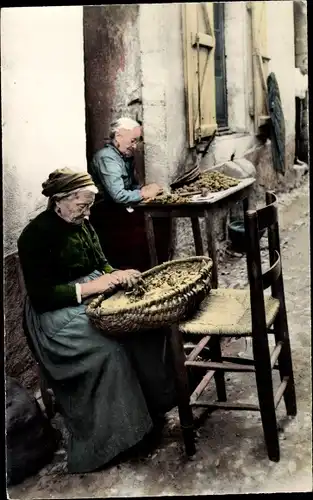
[214,2,228,129]
[182,2,270,145]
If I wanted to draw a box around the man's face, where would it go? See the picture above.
[115,126,142,157]
[56,190,95,225]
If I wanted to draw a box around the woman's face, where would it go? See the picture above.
[55,191,95,225]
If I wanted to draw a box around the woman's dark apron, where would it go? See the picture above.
[24,270,177,473]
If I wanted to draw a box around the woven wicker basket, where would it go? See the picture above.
[86,256,213,336]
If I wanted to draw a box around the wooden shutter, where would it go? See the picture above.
[182,3,217,148]
[250,1,270,131]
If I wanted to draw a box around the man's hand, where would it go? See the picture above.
[140,183,163,200]
[110,269,141,288]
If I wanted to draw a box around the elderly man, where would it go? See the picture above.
[17,167,177,474]
[89,117,171,271]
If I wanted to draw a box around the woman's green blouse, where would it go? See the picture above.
[18,209,114,313]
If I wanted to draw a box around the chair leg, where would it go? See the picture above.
[274,312,297,416]
[210,336,227,402]
[40,370,56,420]
[252,334,280,462]
[168,325,196,457]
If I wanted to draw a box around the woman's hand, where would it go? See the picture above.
[80,270,141,299]
[110,269,141,288]
[80,273,121,298]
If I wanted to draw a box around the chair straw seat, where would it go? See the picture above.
[179,288,280,336]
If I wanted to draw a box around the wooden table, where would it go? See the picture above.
[135,178,255,289]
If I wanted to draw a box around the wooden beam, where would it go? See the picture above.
[256,51,269,114]
[192,32,214,49]
[201,2,214,36]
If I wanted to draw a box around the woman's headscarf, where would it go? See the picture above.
[42,167,96,197]
[42,168,98,208]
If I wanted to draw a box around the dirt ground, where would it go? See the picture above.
[8,177,311,498]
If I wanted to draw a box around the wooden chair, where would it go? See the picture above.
[15,255,56,420]
[21,308,57,420]
[168,191,297,462]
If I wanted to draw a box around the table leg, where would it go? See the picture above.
[144,213,158,268]
[167,215,175,261]
[204,210,218,289]
[243,194,255,212]
[243,197,249,213]
[191,217,204,255]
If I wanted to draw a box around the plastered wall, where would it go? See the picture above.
[139,3,188,187]
[2,6,87,256]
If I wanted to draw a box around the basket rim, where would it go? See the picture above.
[86,256,212,317]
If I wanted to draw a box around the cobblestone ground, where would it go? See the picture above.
[8,178,311,498]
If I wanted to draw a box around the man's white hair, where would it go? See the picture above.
[109,117,141,138]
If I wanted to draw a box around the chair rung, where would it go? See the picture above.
[184,343,196,349]
[274,377,289,408]
[190,370,215,402]
[190,400,260,411]
[185,360,256,372]
[184,343,210,353]
[186,335,211,362]
[270,341,283,369]
[221,356,255,366]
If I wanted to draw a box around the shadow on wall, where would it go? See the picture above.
[83,4,141,162]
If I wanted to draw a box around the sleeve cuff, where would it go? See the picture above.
[133,189,143,202]
[103,263,116,273]
[75,283,82,304]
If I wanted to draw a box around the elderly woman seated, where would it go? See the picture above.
[89,117,171,271]
[17,168,177,474]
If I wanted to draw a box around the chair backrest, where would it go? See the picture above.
[14,254,40,362]
[14,256,55,390]
[244,191,286,334]
[14,253,27,297]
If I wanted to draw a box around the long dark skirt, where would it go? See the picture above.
[24,271,177,473]
[90,202,171,272]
